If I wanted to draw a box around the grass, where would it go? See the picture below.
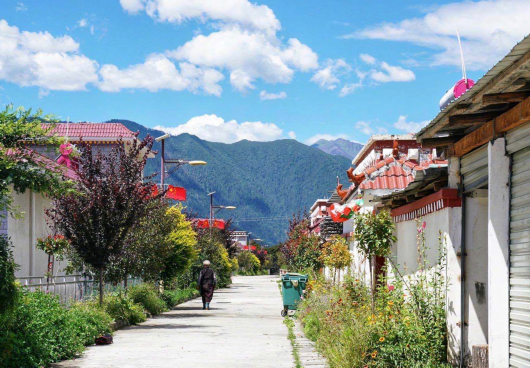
[283,317,302,368]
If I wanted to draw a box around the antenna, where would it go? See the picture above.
[457,28,467,83]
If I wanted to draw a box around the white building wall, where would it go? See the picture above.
[8,190,67,278]
[391,206,464,366]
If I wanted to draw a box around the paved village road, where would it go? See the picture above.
[54,276,293,368]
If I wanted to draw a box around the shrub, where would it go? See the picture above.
[161,288,199,308]
[128,283,167,316]
[103,292,146,325]
[0,290,85,368]
[299,229,449,368]
[0,235,18,314]
[238,251,261,274]
[67,302,113,346]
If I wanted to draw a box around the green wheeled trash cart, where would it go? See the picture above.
[281,273,308,317]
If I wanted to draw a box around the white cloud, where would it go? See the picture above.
[310,59,351,90]
[230,70,254,92]
[259,90,287,100]
[98,54,224,95]
[393,115,429,133]
[16,2,27,11]
[168,27,318,91]
[0,19,98,92]
[120,0,145,14]
[348,0,530,70]
[305,133,350,145]
[339,82,362,97]
[119,0,281,35]
[370,62,415,83]
[360,53,376,65]
[78,19,88,28]
[154,114,284,143]
[119,1,318,93]
[355,121,388,136]
[288,131,296,139]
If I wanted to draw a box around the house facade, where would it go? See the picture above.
[8,122,137,279]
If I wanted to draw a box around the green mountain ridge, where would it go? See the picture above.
[110,119,351,245]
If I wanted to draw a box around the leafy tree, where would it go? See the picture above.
[238,251,261,274]
[48,135,163,305]
[105,200,174,288]
[251,249,268,269]
[320,235,352,284]
[281,212,323,272]
[0,235,18,314]
[354,210,396,312]
[0,105,74,217]
[159,205,198,285]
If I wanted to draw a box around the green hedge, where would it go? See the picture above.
[128,283,167,316]
[103,292,146,325]
[161,288,199,308]
[0,289,113,368]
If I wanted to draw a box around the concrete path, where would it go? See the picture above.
[54,276,293,368]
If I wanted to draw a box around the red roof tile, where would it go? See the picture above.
[360,165,413,190]
[42,123,136,139]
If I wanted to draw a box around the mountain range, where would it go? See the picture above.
[311,138,363,160]
[111,120,352,245]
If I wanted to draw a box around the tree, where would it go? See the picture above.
[48,135,164,305]
[105,200,174,288]
[238,251,261,274]
[320,235,352,284]
[281,212,323,272]
[0,105,74,217]
[354,210,396,312]
[0,236,18,314]
[251,249,268,269]
[159,205,198,285]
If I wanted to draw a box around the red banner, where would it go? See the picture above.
[213,219,225,229]
[197,219,210,229]
[151,184,159,198]
[166,185,186,201]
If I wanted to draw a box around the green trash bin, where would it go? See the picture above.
[281,273,308,317]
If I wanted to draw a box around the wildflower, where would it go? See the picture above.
[371,351,377,358]
[387,301,394,306]
[388,285,395,292]
[379,337,385,342]
[362,352,366,358]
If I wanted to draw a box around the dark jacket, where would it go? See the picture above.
[198,267,217,286]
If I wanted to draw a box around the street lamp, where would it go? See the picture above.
[156,134,207,188]
[246,232,252,251]
[208,191,236,227]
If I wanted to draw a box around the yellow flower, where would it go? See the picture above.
[379,337,385,342]
[387,301,394,306]
[371,351,378,358]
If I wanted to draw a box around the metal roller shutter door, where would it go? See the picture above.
[508,121,530,367]
[461,145,488,192]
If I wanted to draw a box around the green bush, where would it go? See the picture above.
[0,235,18,314]
[0,290,86,367]
[238,251,261,274]
[67,302,114,346]
[128,283,167,316]
[103,292,146,325]
[161,288,199,308]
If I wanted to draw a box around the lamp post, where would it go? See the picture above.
[156,133,207,188]
[207,191,236,227]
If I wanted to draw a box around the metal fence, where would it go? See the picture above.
[17,275,142,304]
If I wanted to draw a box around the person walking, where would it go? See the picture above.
[197,260,217,310]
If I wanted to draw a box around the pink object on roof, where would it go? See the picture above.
[32,152,78,180]
[42,123,136,139]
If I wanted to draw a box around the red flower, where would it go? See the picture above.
[388,285,395,291]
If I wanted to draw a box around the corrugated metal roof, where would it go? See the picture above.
[43,123,136,139]
[417,33,530,139]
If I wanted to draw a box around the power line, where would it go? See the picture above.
[232,216,290,222]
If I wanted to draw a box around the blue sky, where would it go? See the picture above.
[1,0,529,144]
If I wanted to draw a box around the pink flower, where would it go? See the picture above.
[388,285,395,292]
[422,221,427,229]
